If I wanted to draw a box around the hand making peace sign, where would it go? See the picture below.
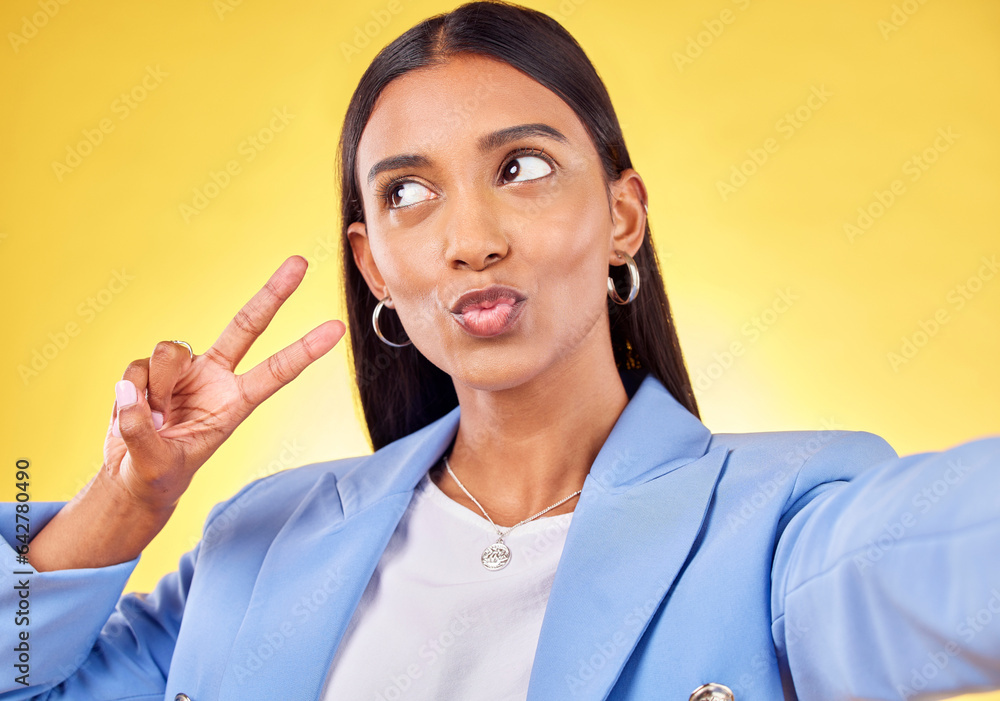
[104,255,345,513]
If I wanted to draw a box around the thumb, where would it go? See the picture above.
[112,379,165,466]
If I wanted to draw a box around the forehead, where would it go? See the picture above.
[356,54,590,172]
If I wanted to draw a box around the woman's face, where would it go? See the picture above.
[349,53,647,392]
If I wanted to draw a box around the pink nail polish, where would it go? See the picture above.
[115,380,137,409]
[152,411,164,430]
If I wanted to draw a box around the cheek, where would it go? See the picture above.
[531,185,611,307]
[369,237,445,345]
[370,234,435,297]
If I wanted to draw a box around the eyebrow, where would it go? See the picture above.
[365,122,569,186]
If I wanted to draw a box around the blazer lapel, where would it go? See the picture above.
[217,372,722,701]
[217,409,461,701]
[526,374,728,700]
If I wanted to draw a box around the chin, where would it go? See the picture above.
[447,352,547,394]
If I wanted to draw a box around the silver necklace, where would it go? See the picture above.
[442,454,582,571]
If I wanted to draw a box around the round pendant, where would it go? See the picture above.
[482,541,511,570]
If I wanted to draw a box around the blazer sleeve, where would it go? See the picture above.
[0,481,255,700]
[770,433,1000,700]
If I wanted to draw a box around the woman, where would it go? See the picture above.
[4,2,999,700]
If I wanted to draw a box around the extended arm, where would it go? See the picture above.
[772,435,1000,700]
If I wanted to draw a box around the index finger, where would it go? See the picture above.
[204,256,309,372]
[237,319,346,410]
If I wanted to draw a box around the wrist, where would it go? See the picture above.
[94,468,177,525]
[94,463,181,522]
[26,471,175,572]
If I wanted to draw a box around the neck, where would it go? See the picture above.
[435,345,632,528]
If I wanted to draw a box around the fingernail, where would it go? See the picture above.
[152,411,164,430]
[115,380,137,409]
[112,415,121,438]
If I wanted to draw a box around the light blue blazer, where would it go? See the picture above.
[2,373,999,700]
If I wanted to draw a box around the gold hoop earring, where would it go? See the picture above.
[607,249,640,305]
[372,296,412,347]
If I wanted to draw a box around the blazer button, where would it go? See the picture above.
[174,695,192,701]
[689,682,734,701]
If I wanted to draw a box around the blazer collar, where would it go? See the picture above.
[216,372,725,700]
[335,370,713,509]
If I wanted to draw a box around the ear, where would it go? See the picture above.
[606,168,648,266]
[347,221,391,304]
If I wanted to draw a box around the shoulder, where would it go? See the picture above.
[706,428,899,521]
[709,428,897,476]
[198,454,369,544]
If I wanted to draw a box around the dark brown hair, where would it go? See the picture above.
[338,0,699,450]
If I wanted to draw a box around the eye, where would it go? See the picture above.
[500,149,554,184]
[379,180,436,209]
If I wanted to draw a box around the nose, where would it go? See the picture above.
[444,196,510,271]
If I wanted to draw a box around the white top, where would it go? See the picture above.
[320,469,574,701]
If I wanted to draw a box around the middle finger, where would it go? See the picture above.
[203,256,309,371]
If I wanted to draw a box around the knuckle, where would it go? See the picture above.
[123,358,148,377]
[152,340,177,357]
[267,352,295,385]
[233,306,265,337]
[262,278,285,302]
[300,334,318,361]
[117,408,149,439]
[203,346,235,368]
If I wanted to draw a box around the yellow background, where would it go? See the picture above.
[1,0,998,696]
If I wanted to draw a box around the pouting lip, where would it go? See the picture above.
[449,284,527,315]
